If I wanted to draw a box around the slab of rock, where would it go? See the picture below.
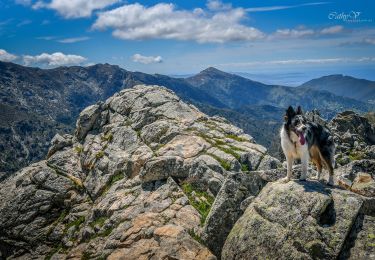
[47,133,73,158]
[339,214,375,259]
[202,172,267,257]
[222,180,363,260]
[158,135,211,158]
[0,161,86,257]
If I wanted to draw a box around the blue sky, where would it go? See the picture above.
[0,0,374,85]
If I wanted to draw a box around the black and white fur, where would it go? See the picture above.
[280,106,336,185]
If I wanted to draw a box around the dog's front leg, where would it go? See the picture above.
[281,155,293,183]
[300,153,308,181]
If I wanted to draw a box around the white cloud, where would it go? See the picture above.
[0,49,18,62]
[340,38,375,47]
[36,36,56,40]
[270,25,344,39]
[218,57,375,67]
[33,0,119,18]
[23,52,87,67]
[132,54,162,64]
[206,0,232,11]
[320,25,343,34]
[36,36,90,43]
[245,2,330,12]
[273,28,315,39]
[362,38,375,45]
[57,36,90,43]
[92,3,264,43]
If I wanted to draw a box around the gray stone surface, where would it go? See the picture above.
[202,172,267,257]
[222,180,364,260]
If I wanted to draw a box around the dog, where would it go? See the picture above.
[280,106,336,185]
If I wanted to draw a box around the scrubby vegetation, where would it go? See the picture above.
[182,183,214,225]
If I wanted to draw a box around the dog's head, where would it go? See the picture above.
[284,106,307,145]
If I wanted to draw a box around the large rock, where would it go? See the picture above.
[0,85,277,259]
[222,181,365,260]
[336,159,375,197]
[329,111,375,145]
[202,172,267,257]
[0,161,85,257]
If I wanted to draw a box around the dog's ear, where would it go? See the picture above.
[285,106,295,122]
[296,106,303,115]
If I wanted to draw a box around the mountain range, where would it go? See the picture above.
[301,74,375,104]
[0,61,374,177]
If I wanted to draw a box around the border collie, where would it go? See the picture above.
[280,106,336,185]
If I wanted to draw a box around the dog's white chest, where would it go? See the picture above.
[280,127,308,159]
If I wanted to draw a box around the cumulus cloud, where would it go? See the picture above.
[57,36,90,43]
[320,25,344,35]
[0,49,18,62]
[206,0,232,11]
[33,0,119,18]
[23,52,87,67]
[92,3,264,43]
[132,54,162,64]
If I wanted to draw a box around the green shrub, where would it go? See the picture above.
[241,164,249,172]
[95,150,104,159]
[90,216,107,228]
[101,132,113,142]
[225,134,247,142]
[188,229,203,244]
[348,150,364,161]
[81,251,92,260]
[182,183,214,225]
[207,153,231,170]
[66,216,85,230]
[218,146,241,160]
[101,172,125,195]
[74,146,83,154]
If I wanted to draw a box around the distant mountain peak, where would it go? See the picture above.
[301,74,375,103]
[201,66,221,72]
[199,67,230,76]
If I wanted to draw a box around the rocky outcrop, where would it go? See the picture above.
[222,180,374,260]
[330,111,375,167]
[0,85,278,259]
[323,111,375,197]
[336,160,375,197]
